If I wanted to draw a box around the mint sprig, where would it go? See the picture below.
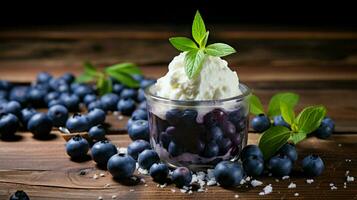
[169,11,236,79]
[76,61,141,96]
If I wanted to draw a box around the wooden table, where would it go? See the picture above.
[0,26,357,199]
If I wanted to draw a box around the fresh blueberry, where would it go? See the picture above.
[9,86,28,105]
[100,93,120,111]
[202,141,220,158]
[268,154,293,177]
[65,135,89,159]
[87,100,104,111]
[140,79,156,89]
[165,109,183,126]
[221,120,236,138]
[0,113,19,138]
[228,108,245,126]
[302,154,325,177]
[112,84,124,95]
[4,101,22,118]
[48,99,66,108]
[27,113,53,138]
[57,83,70,93]
[70,83,80,91]
[131,109,148,120]
[278,143,298,162]
[60,94,80,112]
[132,74,144,82]
[0,80,12,91]
[137,89,146,102]
[251,114,271,133]
[243,155,264,176]
[217,137,232,155]
[49,78,66,91]
[47,105,68,127]
[314,117,334,139]
[107,154,136,179]
[214,161,244,187]
[26,88,46,107]
[117,98,136,116]
[203,108,228,128]
[208,126,224,142]
[149,163,169,184]
[120,88,138,100]
[138,149,160,169]
[128,120,149,141]
[168,141,184,157]
[66,113,89,133]
[138,101,147,110]
[160,132,171,149]
[273,115,290,128]
[36,72,52,84]
[126,118,134,130]
[83,94,97,106]
[73,85,94,100]
[171,167,192,188]
[60,72,75,84]
[91,140,118,166]
[88,125,106,141]
[181,109,198,125]
[86,108,106,127]
[0,90,7,99]
[20,107,37,127]
[9,190,30,200]
[127,139,151,160]
[241,145,264,161]
[44,91,60,104]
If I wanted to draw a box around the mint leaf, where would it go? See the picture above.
[258,126,291,160]
[248,94,265,115]
[97,75,112,96]
[106,62,141,75]
[295,105,326,134]
[280,101,295,125]
[184,49,206,79]
[200,31,209,48]
[205,43,236,57]
[83,61,98,76]
[169,37,198,51]
[76,73,95,83]
[267,92,299,117]
[107,70,139,88]
[289,132,307,144]
[192,11,206,45]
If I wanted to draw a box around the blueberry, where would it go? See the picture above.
[127,139,151,160]
[171,167,192,187]
[0,90,7,99]
[128,120,149,141]
[20,108,37,127]
[27,88,46,107]
[149,163,169,184]
[181,109,198,125]
[202,141,220,158]
[87,100,104,111]
[4,101,22,118]
[241,145,264,161]
[132,74,144,82]
[137,89,146,102]
[44,91,60,104]
[168,141,184,157]
[86,108,106,127]
[0,80,12,91]
[9,190,30,200]
[140,79,156,89]
[126,118,134,130]
[9,86,28,105]
[70,83,80,91]
[65,135,89,159]
[217,137,232,155]
[208,126,224,142]
[203,108,228,128]
[100,93,120,111]
[36,72,52,84]
[138,149,160,169]
[228,109,245,127]
[66,113,89,132]
[243,155,264,176]
[91,140,118,166]
[165,109,183,126]
[273,115,290,128]
[120,88,138,100]
[251,114,271,133]
[278,143,298,162]
[214,161,244,187]
[83,94,97,106]
[107,154,136,179]
[160,132,171,149]
[57,83,70,93]
[138,101,147,110]
[131,109,148,120]
[302,154,324,177]
[268,154,293,177]
[49,78,66,91]
[74,85,94,100]
[314,117,334,139]
[60,72,75,84]
[88,125,106,141]
[0,113,19,138]
[27,113,53,138]
[117,98,136,116]
[112,84,124,95]
[221,120,236,138]
[47,105,68,127]
[48,99,66,108]
[60,94,80,112]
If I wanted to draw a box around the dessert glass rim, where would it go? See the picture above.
[144,83,251,106]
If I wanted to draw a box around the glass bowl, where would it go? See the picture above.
[144,84,250,170]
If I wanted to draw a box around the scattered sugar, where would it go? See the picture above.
[104,183,111,188]
[331,186,338,190]
[306,179,314,184]
[188,190,193,194]
[98,196,103,200]
[100,173,105,177]
[282,176,290,180]
[329,183,334,187]
[245,176,251,181]
[118,147,128,154]
[338,143,342,147]
[294,193,299,197]
[275,179,280,182]
[138,167,149,175]
[345,170,350,176]
[259,184,273,195]
[268,173,272,177]
[180,189,187,193]
[159,183,167,188]
[144,184,148,187]
[130,189,135,192]
[345,159,352,163]
[112,195,117,199]
[240,179,246,185]
[93,174,99,179]
[207,179,217,186]
[251,180,263,187]
[234,194,239,198]
[347,176,355,182]
[288,182,296,189]
[197,188,205,192]
[171,189,176,193]
[140,178,146,183]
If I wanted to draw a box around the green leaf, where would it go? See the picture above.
[169,37,198,52]
[83,61,98,76]
[204,43,236,57]
[280,101,295,125]
[200,31,209,48]
[184,49,206,79]
[295,105,327,134]
[289,131,307,144]
[75,73,95,83]
[248,94,265,115]
[192,11,206,44]
[106,62,141,75]
[267,92,299,117]
[107,70,140,88]
[258,126,291,160]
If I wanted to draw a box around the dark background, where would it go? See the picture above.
[1,1,356,29]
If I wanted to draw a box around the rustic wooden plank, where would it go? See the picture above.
[0,133,356,199]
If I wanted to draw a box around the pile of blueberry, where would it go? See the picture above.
[251,114,335,139]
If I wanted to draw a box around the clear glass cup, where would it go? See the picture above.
[144,84,250,170]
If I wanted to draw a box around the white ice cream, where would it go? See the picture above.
[155,52,241,100]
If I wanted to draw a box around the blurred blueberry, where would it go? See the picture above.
[87,100,104,111]
[278,143,298,162]
[241,145,264,161]
[44,91,60,104]
[60,94,80,112]
[140,79,156,89]
[60,73,75,84]
[9,86,29,105]
[120,88,138,100]
[132,74,144,82]
[66,113,89,132]
[0,113,19,138]
[112,84,124,95]
[27,88,46,107]
[20,107,37,127]
[83,94,97,106]
[149,163,169,184]
[36,72,52,84]
[138,101,147,110]
[202,141,220,158]
[117,98,136,116]
[108,154,136,179]
[86,108,106,127]
[100,93,120,111]
[74,85,94,100]
[27,113,53,138]
[0,80,12,91]
[137,89,146,102]
[131,109,148,120]
[4,101,22,118]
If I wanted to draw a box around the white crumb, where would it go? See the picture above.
[294,193,299,197]
[171,189,176,193]
[234,194,239,198]
[144,184,148,187]
[245,176,251,181]
[100,173,105,177]
[93,174,99,179]
[251,179,263,187]
[118,147,128,154]
[338,144,342,147]
[259,184,273,195]
[188,190,193,194]
[112,195,117,199]
[347,176,355,182]
[240,179,246,185]
[159,183,167,188]
[329,183,334,187]
[138,167,149,175]
[275,179,279,182]
[98,196,103,200]
[130,189,135,192]
[288,182,296,189]
[207,179,217,186]
[282,176,290,180]
[180,189,187,193]
[331,186,338,190]
[345,170,350,176]
[306,179,314,184]
[104,183,111,188]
